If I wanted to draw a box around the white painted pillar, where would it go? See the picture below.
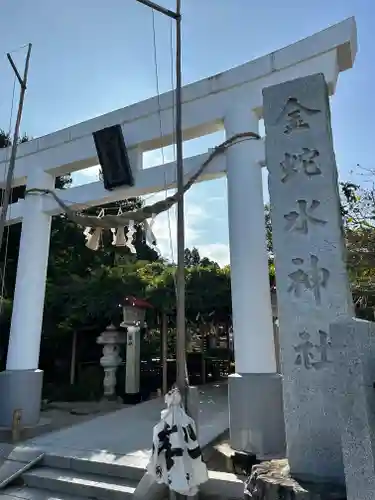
[6,169,54,370]
[225,107,276,374]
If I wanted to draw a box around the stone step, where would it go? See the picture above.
[42,452,146,482]
[41,454,244,498]
[0,486,84,500]
[22,467,137,500]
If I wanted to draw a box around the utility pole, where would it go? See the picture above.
[174,0,187,401]
[0,44,32,252]
[135,6,190,498]
[135,0,187,398]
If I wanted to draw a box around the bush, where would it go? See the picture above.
[43,364,104,402]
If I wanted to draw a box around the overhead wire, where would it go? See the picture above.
[7,44,29,55]
[151,8,176,267]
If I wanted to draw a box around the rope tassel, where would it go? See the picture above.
[111,228,116,246]
[126,221,136,254]
[113,227,127,247]
[85,227,102,251]
[144,218,157,246]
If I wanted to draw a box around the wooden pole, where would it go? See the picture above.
[161,313,168,395]
[0,44,32,252]
[70,330,77,385]
[227,322,231,376]
[174,0,187,403]
[201,324,206,385]
[173,7,190,500]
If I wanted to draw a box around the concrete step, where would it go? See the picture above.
[22,467,137,500]
[42,452,146,482]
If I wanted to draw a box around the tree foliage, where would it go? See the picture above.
[265,204,273,254]
[264,178,375,312]
[340,177,375,307]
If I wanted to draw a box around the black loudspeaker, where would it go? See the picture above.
[92,124,134,191]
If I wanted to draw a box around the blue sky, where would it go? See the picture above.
[0,0,372,265]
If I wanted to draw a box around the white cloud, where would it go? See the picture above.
[196,243,230,267]
[151,200,206,262]
[207,195,225,203]
[71,166,100,186]
[147,192,229,266]
[143,147,175,169]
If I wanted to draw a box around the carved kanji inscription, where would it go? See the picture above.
[276,97,321,134]
[294,330,332,370]
[284,200,327,234]
[280,149,321,183]
[288,255,329,306]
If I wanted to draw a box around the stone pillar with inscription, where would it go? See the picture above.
[263,73,354,483]
[125,325,141,398]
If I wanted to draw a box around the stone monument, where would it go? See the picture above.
[263,73,354,482]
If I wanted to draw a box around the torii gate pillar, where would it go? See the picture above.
[0,169,54,427]
[225,106,285,457]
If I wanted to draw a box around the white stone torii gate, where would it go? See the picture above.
[0,17,356,457]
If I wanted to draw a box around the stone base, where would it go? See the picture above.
[244,460,346,500]
[133,472,168,499]
[0,369,43,427]
[228,373,286,458]
[0,417,51,441]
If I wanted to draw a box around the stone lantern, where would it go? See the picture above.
[121,296,153,403]
[97,324,125,400]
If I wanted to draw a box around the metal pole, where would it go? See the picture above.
[135,0,186,402]
[174,0,187,402]
[0,43,32,252]
[134,4,190,498]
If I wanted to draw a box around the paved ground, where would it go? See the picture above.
[25,382,229,469]
[0,400,128,444]
[39,400,128,435]
[0,383,235,500]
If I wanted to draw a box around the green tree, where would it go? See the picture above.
[184,247,218,268]
[340,179,375,309]
[185,264,231,324]
[264,204,273,254]
[184,247,201,267]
